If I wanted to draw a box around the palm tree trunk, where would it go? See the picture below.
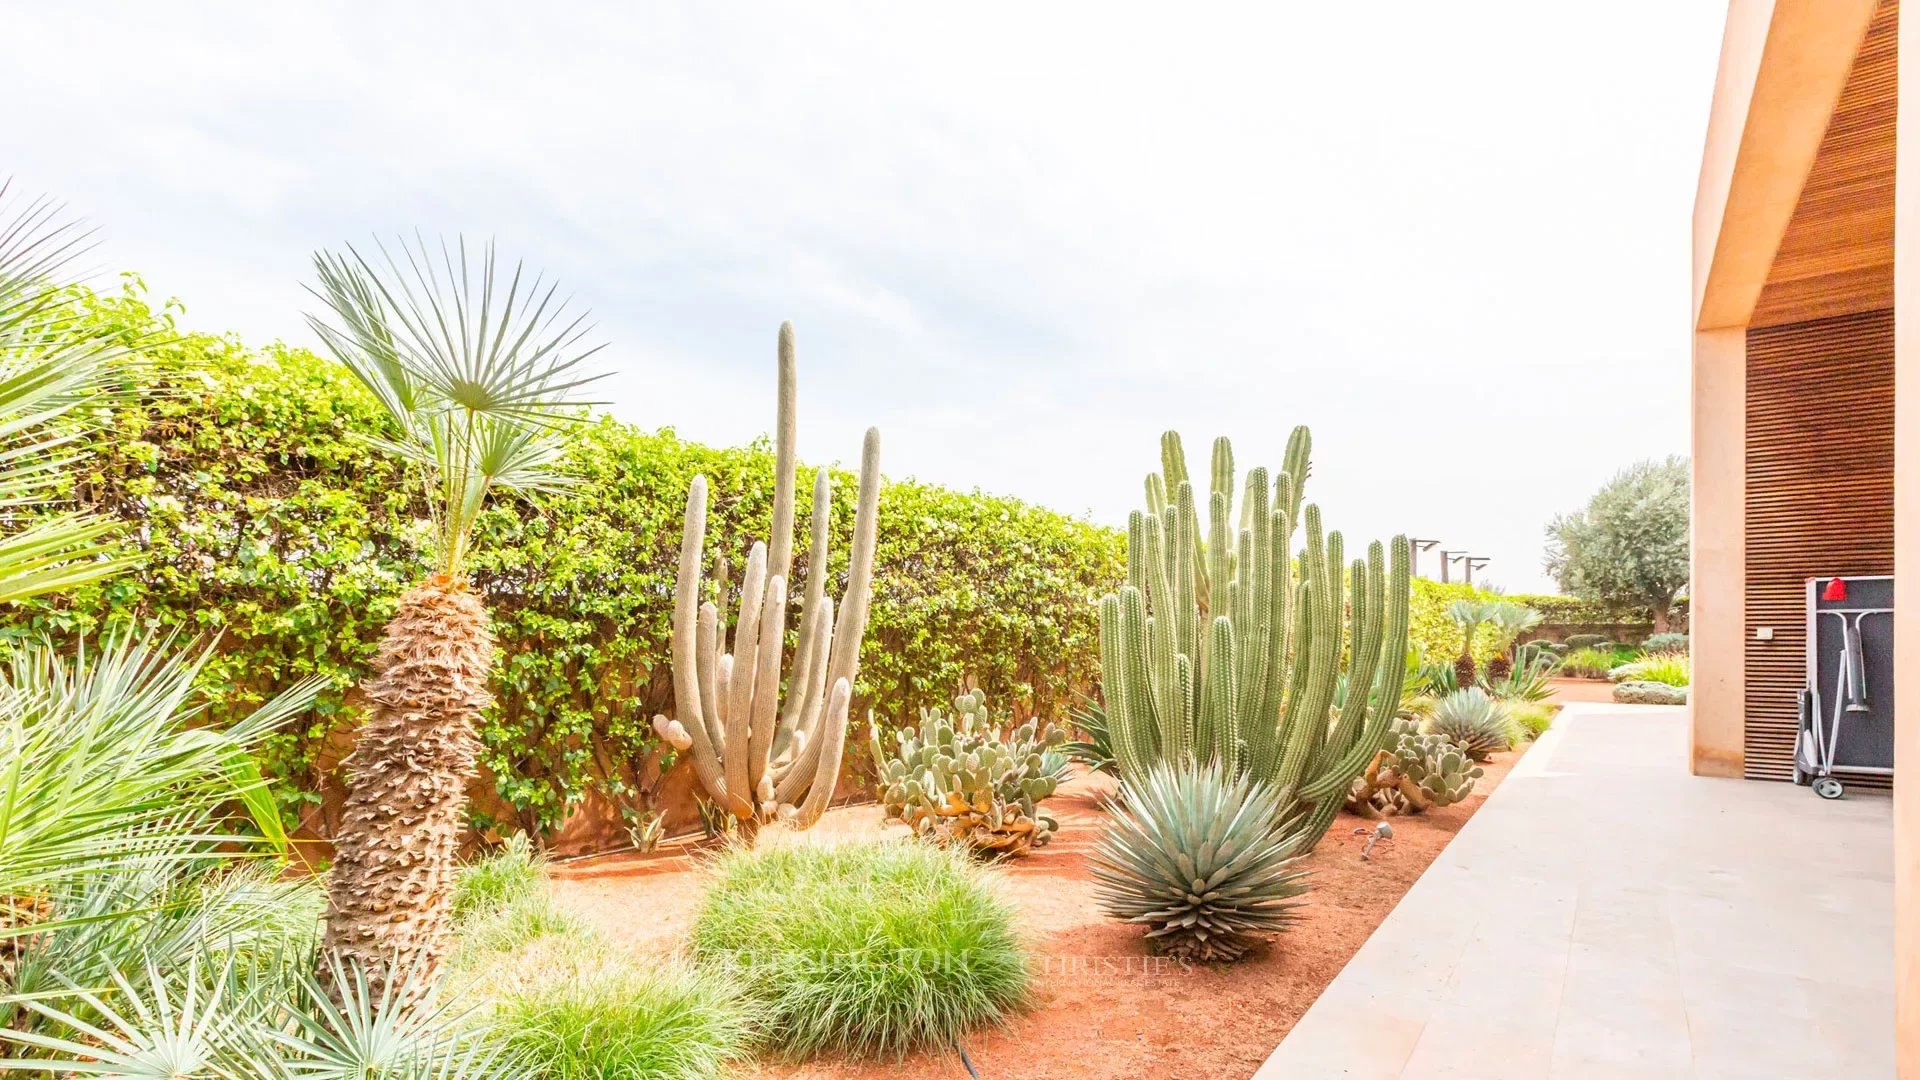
[322,578,492,999]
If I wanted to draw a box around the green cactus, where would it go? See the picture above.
[666,323,882,838]
[1096,428,1411,853]
[870,690,1069,856]
[1345,718,1483,816]
[1428,687,1516,761]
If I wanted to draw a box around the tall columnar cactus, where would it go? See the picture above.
[660,323,881,836]
[1096,428,1410,851]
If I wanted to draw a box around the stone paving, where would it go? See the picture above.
[1255,703,1893,1079]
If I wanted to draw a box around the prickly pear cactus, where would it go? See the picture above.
[1345,718,1483,816]
[870,690,1069,857]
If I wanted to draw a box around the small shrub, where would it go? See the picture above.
[453,834,543,923]
[1643,632,1689,652]
[458,889,584,961]
[1563,634,1606,651]
[1611,653,1690,687]
[494,963,755,1080]
[1561,647,1622,679]
[1506,702,1557,740]
[1614,680,1688,705]
[691,839,1029,1059]
[1428,687,1516,761]
[1091,761,1309,962]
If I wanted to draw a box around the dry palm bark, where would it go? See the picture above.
[321,579,492,994]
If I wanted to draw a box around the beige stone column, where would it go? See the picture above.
[1691,327,1746,779]
[1894,0,1919,1068]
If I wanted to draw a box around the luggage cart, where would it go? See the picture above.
[1794,575,1894,799]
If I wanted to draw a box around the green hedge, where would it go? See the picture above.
[1406,580,1678,666]
[9,287,1123,837]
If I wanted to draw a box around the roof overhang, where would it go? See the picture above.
[1693,0,1881,331]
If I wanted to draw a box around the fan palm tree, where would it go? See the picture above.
[1445,599,1492,687]
[1484,602,1544,681]
[0,184,145,599]
[304,236,601,996]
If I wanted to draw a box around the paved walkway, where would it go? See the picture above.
[1256,704,1893,1079]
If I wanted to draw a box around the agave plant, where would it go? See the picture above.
[306,237,601,994]
[1090,761,1310,962]
[1062,693,1115,774]
[1483,602,1544,682]
[1445,599,1492,687]
[1428,686,1516,761]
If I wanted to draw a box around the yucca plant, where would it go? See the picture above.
[1445,599,1492,687]
[1090,761,1310,962]
[1428,687,1516,761]
[1483,602,1544,682]
[306,237,601,994]
[1485,641,1560,703]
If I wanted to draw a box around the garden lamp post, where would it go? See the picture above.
[1459,556,1490,585]
[1409,538,1439,579]
[1438,549,1463,584]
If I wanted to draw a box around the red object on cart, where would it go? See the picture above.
[1822,577,1849,602]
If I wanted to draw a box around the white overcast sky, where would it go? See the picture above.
[8,2,1729,592]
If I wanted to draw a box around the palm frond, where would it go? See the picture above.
[0,635,325,932]
[0,183,151,601]
[305,235,603,578]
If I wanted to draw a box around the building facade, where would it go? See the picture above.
[1691,0,1913,1068]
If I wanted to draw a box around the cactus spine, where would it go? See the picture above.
[1097,428,1410,851]
[665,322,881,835]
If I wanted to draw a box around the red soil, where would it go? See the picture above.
[550,750,1522,1080]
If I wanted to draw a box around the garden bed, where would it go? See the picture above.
[550,747,1524,1079]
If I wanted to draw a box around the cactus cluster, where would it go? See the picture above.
[871,690,1068,856]
[1090,760,1310,962]
[1346,718,1483,816]
[1096,429,1411,853]
[660,323,881,837]
[1428,687,1515,761]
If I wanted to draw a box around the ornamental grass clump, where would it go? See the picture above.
[492,962,755,1080]
[1090,760,1310,962]
[690,839,1028,1059]
[1610,652,1690,687]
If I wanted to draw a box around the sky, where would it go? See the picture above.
[6,2,1730,593]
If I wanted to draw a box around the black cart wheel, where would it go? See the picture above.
[1813,776,1845,800]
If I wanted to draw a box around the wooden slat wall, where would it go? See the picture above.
[1744,309,1895,780]
[1749,0,1896,328]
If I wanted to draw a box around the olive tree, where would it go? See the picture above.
[1543,456,1689,632]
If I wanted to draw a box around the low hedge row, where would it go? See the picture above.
[8,287,1124,839]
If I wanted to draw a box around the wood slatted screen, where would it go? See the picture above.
[1744,309,1894,780]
